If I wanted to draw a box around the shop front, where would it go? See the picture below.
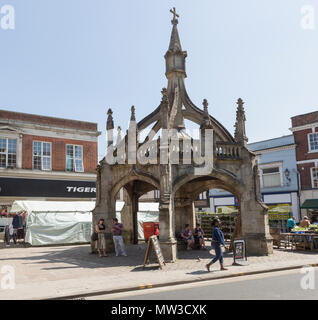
[0,177,96,212]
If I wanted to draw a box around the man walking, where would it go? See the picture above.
[206,218,228,272]
[111,218,127,257]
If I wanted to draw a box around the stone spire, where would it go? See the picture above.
[106,108,114,147]
[128,106,137,164]
[168,7,182,52]
[200,99,213,157]
[106,108,114,130]
[164,8,187,130]
[160,88,169,129]
[234,98,248,146]
[130,105,136,122]
[116,126,122,146]
[165,7,187,79]
[200,99,213,129]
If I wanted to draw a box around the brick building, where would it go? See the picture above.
[291,111,318,221]
[0,110,100,210]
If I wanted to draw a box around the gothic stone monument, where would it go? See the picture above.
[93,8,273,261]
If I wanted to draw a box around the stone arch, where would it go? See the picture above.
[108,172,160,245]
[172,169,244,237]
[111,172,160,199]
[173,168,242,196]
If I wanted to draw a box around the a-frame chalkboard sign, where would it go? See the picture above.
[143,235,166,269]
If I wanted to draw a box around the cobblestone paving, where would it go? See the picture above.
[0,242,317,299]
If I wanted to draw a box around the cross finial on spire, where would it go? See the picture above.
[170,7,179,25]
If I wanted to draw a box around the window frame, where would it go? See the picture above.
[65,144,84,173]
[311,167,318,189]
[0,137,17,169]
[259,162,283,188]
[308,132,318,153]
[32,141,52,171]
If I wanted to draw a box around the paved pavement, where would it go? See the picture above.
[90,269,318,300]
[0,241,317,299]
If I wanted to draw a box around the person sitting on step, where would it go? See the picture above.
[193,223,207,250]
[181,224,194,250]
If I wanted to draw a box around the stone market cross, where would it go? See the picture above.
[93,9,273,261]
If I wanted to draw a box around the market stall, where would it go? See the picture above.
[280,224,318,251]
[268,204,292,233]
[10,200,125,246]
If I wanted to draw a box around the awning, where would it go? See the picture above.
[301,199,318,209]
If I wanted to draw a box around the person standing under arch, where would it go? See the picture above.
[95,218,107,257]
[112,218,127,257]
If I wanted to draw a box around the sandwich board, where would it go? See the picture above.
[232,239,248,266]
[143,235,166,269]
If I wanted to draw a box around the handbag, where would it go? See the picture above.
[92,232,98,241]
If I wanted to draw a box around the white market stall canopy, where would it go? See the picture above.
[9,200,160,245]
[10,200,125,214]
[10,200,125,246]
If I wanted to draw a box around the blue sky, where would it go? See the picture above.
[1,0,317,160]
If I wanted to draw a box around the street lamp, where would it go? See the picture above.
[284,168,291,183]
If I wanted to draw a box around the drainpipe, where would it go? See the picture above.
[296,170,302,222]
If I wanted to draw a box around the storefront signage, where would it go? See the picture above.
[0,177,96,198]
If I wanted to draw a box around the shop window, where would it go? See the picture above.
[0,138,16,168]
[308,133,318,152]
[66,144,84,172]
[260,165,282,188]
[33,141,51,170]
[311,167,318,188]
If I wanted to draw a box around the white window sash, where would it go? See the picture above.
[66,144,84,172]
[41,142,52,171]
[308,133,318,153]
[33,141,52,171]
[311,167,318,188]
[259,163,283,188]
[0,138,17,168]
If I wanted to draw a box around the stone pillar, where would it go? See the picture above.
[239,154,273,256]
[240,194,273,255]
[159,195,177,262]
[174,197,196,236]
[132,193,139,244]
[158,163,177,262]
[92,163,116,253]
[120,188,134,245]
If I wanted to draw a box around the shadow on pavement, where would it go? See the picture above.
[131,265,160,272]
[0,244,148,270]
[186,270,211,275]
